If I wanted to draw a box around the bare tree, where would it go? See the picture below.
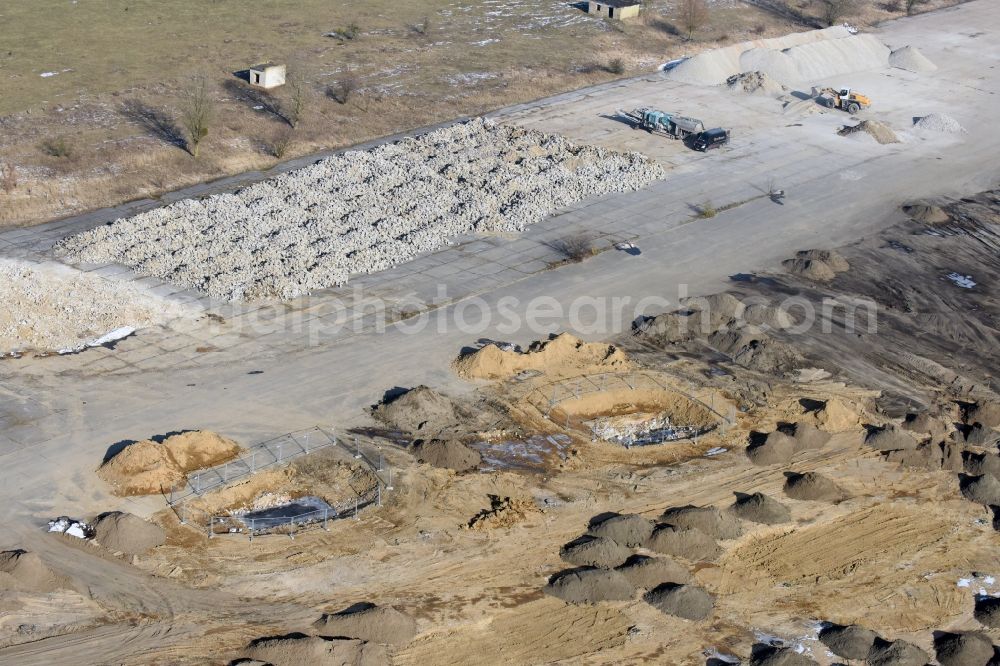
[819,0,856,26]
[0,163,16,193]
[181,77,213,158]
[679,0,709,40]
[327,75,359,105]
[284,73,308,128]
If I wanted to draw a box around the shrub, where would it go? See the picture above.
[0,163,16,193]
[751,23,767,36]
[327,76,359,104]
[697,201,717,219]
[40,137,74,159]
[267,130,292,158]
[547,234,597,262]
[607,57,626,75]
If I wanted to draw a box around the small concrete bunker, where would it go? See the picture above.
[587,0,641,20]
[249,63,286,89]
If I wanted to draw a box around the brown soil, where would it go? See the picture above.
[467,495,541,531]
[783,471,847,502]
[0,550,69,593]
[782,249,850,282]
[660,505,742,540]
[411,439,482,472]
[838,119,900,144]
[371,385,459,435]
[240,634,387,666]
[902,203,951,224]
[453,333,630,381]
[643,583,714,621]
[588,514,655,548]
[559,536,632,569]
[313,604,417,647]
[92,511,166,555]
[97,430,241,496]
[614,555,691,590]
[801,398,864,432]
[819,623,879,660]
[544,568,634,605]
[644,525,721,562]
[728,492,791,525]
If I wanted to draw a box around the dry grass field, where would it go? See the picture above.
[0,0,959,227]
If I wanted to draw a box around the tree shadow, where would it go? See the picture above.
[223,78,290,126]
[120,99,187,151]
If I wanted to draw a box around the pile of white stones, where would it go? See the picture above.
[58,118,663,301]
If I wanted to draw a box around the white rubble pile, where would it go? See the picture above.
[47,516,91,539]
[57,118,664,301]
[914,113,966,133]
[0,258,189,355]
[590,413,700,447]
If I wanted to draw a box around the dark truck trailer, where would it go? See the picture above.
[691,128,730,151]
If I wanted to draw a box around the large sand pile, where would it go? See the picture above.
[660,505,741,540]
[241,634,387,666]
[615,555,691,589]
[313,604,417,647]
[560,536,632,569]
[0,258,188,355]
[645,525,721,561]
[59,119,663,301]
[371,386,459,434]
[97,430,242,496]
[889,45,937,73]
[934,632,994,666]
[453,333,630,380]
[867,638,930,666]
[92,511,166,554]
[783,472,846,502]
[728,492,790,525]
[588,514,655,547]
[819,623,878,660]
[838,119,900,144]
[0,550,70,593]
[800,397,863,432]
[544,567,634,604]
[411,439,482,472]
[781,249,849,282]
[643,583,713,621]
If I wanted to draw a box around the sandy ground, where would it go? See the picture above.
[0,3,999,664]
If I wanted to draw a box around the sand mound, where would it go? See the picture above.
[974,596,1000,628]
[313,605,417,647]
[560,536,632,569]
[967,401,1000,428]
[643,583,713,621]
[0,550,69,593]
[746,431,796,466]
[92,511,166,555]
[371,386,458,434]
[97,430,241,496]
[453,333,630,380]
[889,45,937,73]
[960,474,1000,505]
[0,258,189,355]
[588,514,655,547]
[786,422,831,450]
[865,425,920,452]
[902,203,951,223]
[963,452,1000,479]
[615,555,691,589]
[750,646,818,666]
[803,397,862,432]
[914,113,965,133]
[885,441,964,472]
[467,495,540,530]
[959,424,1000,447]
[900,412,949,440]
[645,524,721,561]
[819,624,879,660]
[934,632,994,666]
[838,119,900,144]
[726,70,787,96]
[544,567,634,604]
[660,505,742,540]
[729,492,791,525]
[783,472,846,502]
[782,249,850,282]
[867,638,930,666]
[411,439,481,472]
[242,634,386,666]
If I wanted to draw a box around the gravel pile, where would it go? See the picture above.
[643,583,714,621]
[544,567,634,604]
[783,472,846,502]
[660,505,742,540]
[560,535,632,568]
[914,113,966,133]
[588,514,655,547]
[889,45,938,73]
[92,511,166,555]
[819,623,878,660]
[645,524,721,561]
[615,555,691,589]
[934,632,994,666]
[960,473,1000,505]
[58,119,663,301]
[728,492,791,525]
[867,638,930,666]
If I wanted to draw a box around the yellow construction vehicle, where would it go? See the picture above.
[817,87,872,114]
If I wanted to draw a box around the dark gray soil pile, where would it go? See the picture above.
[92,511,166,555]
[729,492,791,525]
[785,422,831,450]
[560,535,632,569]
[960,474,1000,505]
[615,555,691,589]
[0,549,70,593]
[746,431,795,466]
[783,472,846,502]
[588,514,655,547]
[643,583,713,620]
[902,203,950,224]
[967,401,1000,428]
[963,451,1000,478]
[544,567,634,604]
[974,596,1000,628]
[958,424,1000,447]
[708,329,804,375]
[411,439,481,472]
[645,524,721,561]
[885,441,964,472]
[782,249,849,282]
[901,412,949,440]
[867,638,931,666]
[865,425,920,452]
[934,631,995,666]
[819,624,878,660]
[660,505,742,540]
[313,604,417,647]
[242,634,387,666]
[372,386,459,434]
[750,646,818,665]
